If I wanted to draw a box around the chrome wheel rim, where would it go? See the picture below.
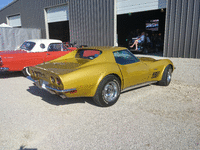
[167,69,172,84]
[102,81,119,102]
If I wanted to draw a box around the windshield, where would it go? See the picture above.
[20,42,36,51]
[76,49,102,60]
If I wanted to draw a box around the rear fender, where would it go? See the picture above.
[91,71,123,97]
[60,62,122,97]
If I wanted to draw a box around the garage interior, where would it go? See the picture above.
[117,9,166,51]
[48,21,70,42]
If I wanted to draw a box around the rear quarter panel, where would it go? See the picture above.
[60,62,123,97]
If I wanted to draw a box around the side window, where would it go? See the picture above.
[20,42,36,51]
[113,50,139,65]
[48,43,62,52]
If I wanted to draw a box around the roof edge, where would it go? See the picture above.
[0,0,19,12]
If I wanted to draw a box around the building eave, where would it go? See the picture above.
[0,0,19,12]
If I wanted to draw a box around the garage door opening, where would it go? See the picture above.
[117,9,166,53]
[48,21,69,42]
[46,5,69,43]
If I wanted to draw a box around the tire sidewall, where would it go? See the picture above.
[159,65,172,86]
[94,75,121,107]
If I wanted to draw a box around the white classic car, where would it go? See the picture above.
[0,39,73,76]
[16,39,63,52]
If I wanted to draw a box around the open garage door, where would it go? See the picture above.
[46,5,70,42]
[117,9,166,53]
[116,0,167,54]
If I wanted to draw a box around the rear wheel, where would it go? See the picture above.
[22,67,31,77]
[93,75,121,107]
[157,65,172,86]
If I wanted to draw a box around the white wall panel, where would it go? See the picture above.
[47,5,69,23]
[117,0,159,15]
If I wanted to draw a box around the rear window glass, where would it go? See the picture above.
[76,49,102,60]
[20,42,36,51]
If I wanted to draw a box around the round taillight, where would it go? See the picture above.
[56,78,61,85]
[50,76,55,83]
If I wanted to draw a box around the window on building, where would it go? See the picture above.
[7,15,21,27]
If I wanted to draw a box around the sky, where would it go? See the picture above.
[0,0,14,10]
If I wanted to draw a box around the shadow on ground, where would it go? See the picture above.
[27,83,153,107]
[0,71,24,78]
[27,85,97,106]
[18,145,37,150]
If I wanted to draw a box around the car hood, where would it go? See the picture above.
[35,58,91,75]
[0,50,27,55]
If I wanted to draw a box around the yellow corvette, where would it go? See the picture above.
[29,46,174,107]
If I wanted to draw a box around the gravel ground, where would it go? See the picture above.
[0,55,200,150]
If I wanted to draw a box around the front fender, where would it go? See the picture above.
[156,59,174,81]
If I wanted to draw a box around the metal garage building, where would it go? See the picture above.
[0,0,199,58]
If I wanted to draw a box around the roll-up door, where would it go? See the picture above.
[117,0,159,15]
[8,15,21,27]
[46,5,69,23]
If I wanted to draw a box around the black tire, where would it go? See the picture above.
[157,65,172,86]
[22,67,30,77]
[93,75,121,107]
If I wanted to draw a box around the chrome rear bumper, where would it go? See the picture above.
[33,79,76,99]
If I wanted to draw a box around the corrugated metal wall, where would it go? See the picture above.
[158,0,167,9]
[164,0,200,58]
[0,27,41,51]
[69,0,115,46]
[0,0,68,38]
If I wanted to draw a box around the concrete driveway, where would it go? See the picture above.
[0,56,199,150]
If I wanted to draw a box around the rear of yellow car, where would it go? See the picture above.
[29,47,123,101]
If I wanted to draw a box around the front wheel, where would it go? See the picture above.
[157,65,172,86]
[93,75,121,107]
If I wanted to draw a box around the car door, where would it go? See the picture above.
[113,50,150,89]
[45,43,69,62]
